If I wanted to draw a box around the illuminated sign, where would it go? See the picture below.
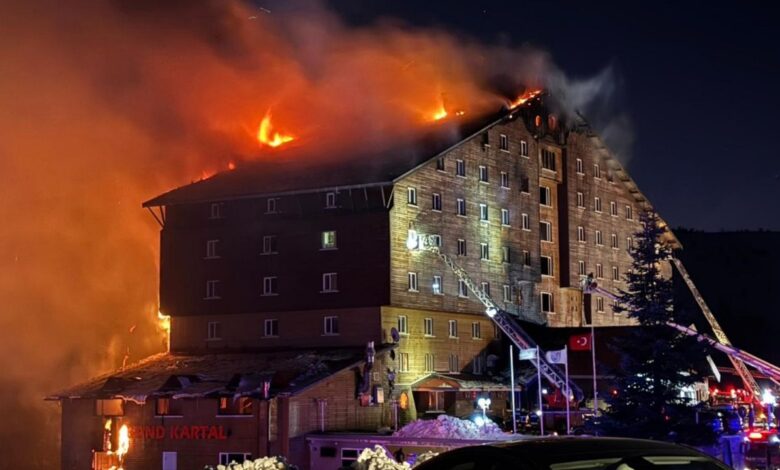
[128,425,228,440]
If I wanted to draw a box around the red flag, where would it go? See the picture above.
[569,333,591,351]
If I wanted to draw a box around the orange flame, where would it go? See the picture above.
[510,89,543,108]
[257,110,294,148]
[157,310,171,351]
[116,423,129,466]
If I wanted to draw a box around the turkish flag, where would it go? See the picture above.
[569,333,591,351]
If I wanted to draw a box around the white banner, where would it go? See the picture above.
[545,348,567,364]
[518,348,537,360]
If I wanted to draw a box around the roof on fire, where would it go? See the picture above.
[46,346,390,403]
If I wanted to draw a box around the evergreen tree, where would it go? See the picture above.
[596,211,713,444]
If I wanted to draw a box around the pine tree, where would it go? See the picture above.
[596,211,713,444]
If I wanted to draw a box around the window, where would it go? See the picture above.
[432,275,443,295]
[95,399,124,416]
[448,354,459,373]
[501,246,510,263]
[448,320,458,338]
[520,140,528,157]
[436,157,445,171]
[430,234,442,248]
[456,159,466,177]
[472,322,481,339]
[397,315,408,335]
[456,239,467,256]
[407,187,417,206]
[626,237,633,252]
[205,239,220,259]
[479,203,488,221]
[321,230,337,250]
[625,205,634,220]
[325,192,337,209]
[219,453,252,465]
[611,233,618,249]
[481,281,490,297]
[610,201,618,216]
[261,235,277,254]
[480,243,489,260]
[481,132,490,147]
[521,213,530,230]
[218,396,253,416]
[540,221,552,242]
[155,398,183,416]
[576,158,584,174]
[499,133,509,151]
[323,316,339,335]
[596,263,604,279]
[503,284,511,302]
[541,149,556,171]
[540,256,553,276]
[407,272,419,292]
[458,279,468,297]
[593,163,601,179]
[577,226,586,242]
[266,198,279,214]
[576,192,585,208]
[321,273,338,293]
[594,197,602,213]
[541,292,554,313]
[207,321,221,340]
[612,265,620,281]
[425,353,434,372]
[479,165,488,182]
[432,193,442,211]
[264,319,278,337]
[205,280,220,300]
[399,353,409,372]
[424,318,434,336]
[596,296,605,313]
[595,230,604,246]
[522,250,531,266]
[500,172,509,188]
[456,198,466,216]
[262,276,278,296]
[578,260,586,276]
[499,208,510,226]
[520,176,530,193]
[540,186,552,206]
[209,202,224,220]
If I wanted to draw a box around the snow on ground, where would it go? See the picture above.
[393,414,508,440]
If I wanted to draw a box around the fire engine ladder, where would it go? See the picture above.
[413,233,584,400]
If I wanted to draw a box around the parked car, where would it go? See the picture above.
[414,436,730,470]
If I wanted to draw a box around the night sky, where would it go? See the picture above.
[325,0,780,231]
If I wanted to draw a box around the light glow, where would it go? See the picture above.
[485,307,497,318]
[406,229,419,250]
[257,109,294,148]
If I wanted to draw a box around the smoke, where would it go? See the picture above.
[0,0,627,467]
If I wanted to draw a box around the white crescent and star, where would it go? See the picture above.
[576,336,588,347]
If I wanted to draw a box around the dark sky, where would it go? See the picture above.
[326,0,780,231]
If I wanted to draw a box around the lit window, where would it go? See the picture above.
[436,157,445,171]
[594,197,602,213]
[456,198,466,216]
[501,246,510,263]
[397,315,408,335]
[541,149,556,171]
[522,250,531,266]
[424,318,434,336]
[540,221,552,242]
[577,226,586,242]
[480,243,489,260]
[408,272,419,292]
[596,264,604,279]
[448,320,458,338]
[479,165,488,182]
[266,198,279,214]
[503,285,511,303]
[432,193,442,211]
[612,265,620,281]
[596,296,605,313]
[500,172,509,188]
[205,239,220,259]
[479,203,488,221]
[540,186,552,206]
[472,322,481,339]
[610,201,618,216]
[499,134,509,151]
[521,213,530,230]
[399,353,409,372]
[155,398,182,416]
[262,276,278,296]
[576,158,584,174]
[207,321,221,340]
[205,280,220,300]
[593,164,601,179]
[595,230,604,246]
[448,354,459,373]
[541,256,553,276]
[578,260,586,276]
[407,187,417,206]
[432,275,443,295]
[456,159,466,177]
[481,281,490,297]
[321,230,337,250]
[261,235,277,254]
[577,192,585,208]
[325,192,337,209]
[625,205,634,220]
[520,140,528,157]
[457,239,467,256]
[209,202,224,220]
[95,399,124,416]
[218,397,253,416]
[611,233,618,249]
[264,319,278,337]
[323,316,339,335]
[321,273,338,293]
[425,353,434,372]
[541,292,554,313]
[458,279,468,297]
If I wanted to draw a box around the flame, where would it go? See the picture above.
[227,161,236,171]
[257,110,294,148]
[430,93,465,121]
[104,418,112,431]
[157,310,171,351]
[510,88,543,108]
[117,424,129,458]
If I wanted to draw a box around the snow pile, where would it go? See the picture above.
[208,455,298,470]
[412,451,439,466]
[353,445,411,470]
[394,414,506,440]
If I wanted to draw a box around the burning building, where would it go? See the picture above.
[49,92,672,469]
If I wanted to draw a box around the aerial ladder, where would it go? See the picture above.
[581,259,780,402]
[407,229,584,401]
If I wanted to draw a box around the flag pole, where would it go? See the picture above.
[565,344,570,435]
[510,345,517,433]
[537,346,544,436]
[591,325,598,416]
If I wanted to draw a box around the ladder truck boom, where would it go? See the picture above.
[408,231,584,400]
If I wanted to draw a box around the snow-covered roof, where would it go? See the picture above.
[410,373,510,392]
